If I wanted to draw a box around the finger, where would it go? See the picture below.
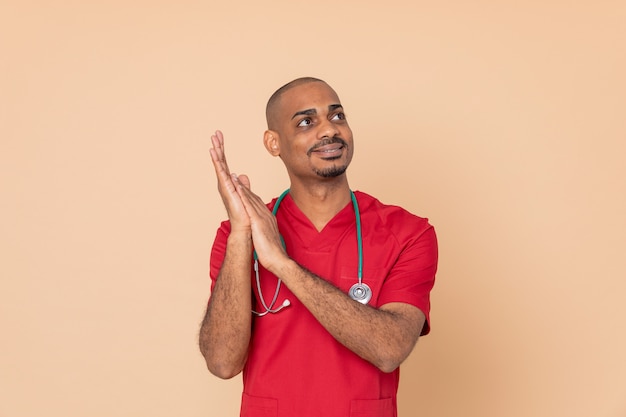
[215,129,224,143]
[210,131,234,184]
[211,130,224,148]
[237,174,251,189]
[210,131,226,165]
[210,147,232,187]
[235,179,268,216]
[233,175,255,206]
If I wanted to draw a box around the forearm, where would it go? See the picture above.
[272,259,424,372]
[199,232,253,379]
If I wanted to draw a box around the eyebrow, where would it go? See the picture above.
[291,104,343,120]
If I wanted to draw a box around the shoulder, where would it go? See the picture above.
[354,191,434,237]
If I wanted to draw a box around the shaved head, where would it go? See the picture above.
[266,77,330,130]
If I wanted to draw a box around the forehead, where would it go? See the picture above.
[279,82,341,114]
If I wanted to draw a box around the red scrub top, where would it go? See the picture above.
[209,191,438,417]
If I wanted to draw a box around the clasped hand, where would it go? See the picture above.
[210,131,287,272]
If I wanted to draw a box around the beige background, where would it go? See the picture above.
[2,1,625,416]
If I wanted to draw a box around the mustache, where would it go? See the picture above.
[307,136,348,156]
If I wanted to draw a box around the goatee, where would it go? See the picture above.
[314,165,348,178]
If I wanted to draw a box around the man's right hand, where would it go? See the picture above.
[209,130,252,233]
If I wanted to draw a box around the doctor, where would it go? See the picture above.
[199,77,438,417]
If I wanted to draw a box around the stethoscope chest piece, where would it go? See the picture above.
[349,282,372,305]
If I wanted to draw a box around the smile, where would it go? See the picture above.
[307,137,348,158]
[311,145,344,159]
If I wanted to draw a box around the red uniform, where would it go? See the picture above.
[209,191,438,417]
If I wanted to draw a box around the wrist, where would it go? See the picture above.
[226,229,253,251]
[266,256,296,281]
[228,227,252,239]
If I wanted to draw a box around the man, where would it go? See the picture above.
[199,77,438,417]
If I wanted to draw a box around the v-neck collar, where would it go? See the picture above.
[277,193,357,250]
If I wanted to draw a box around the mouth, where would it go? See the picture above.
[312,144,344,159]
[308,138,348,160]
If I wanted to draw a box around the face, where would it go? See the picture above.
[266,81,354,181]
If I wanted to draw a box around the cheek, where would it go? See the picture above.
[279,145,310,165]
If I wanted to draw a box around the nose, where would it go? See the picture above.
[317,118,340,139]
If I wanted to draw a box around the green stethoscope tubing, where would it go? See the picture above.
[252,189,371,316]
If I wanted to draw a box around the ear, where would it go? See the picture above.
[263,130,280,156]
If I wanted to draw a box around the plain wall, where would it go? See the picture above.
[1,1,625,416]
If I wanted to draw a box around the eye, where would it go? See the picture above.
[297,118,312,127]
[331,112,346,121]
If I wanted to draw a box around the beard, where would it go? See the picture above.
[313,164,348,178]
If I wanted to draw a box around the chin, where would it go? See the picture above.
[314,165,348,178]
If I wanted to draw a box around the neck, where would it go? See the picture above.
[287,179,352,232]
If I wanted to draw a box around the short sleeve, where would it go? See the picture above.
[377,225,438,335]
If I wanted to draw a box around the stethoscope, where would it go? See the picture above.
[252,189,372,316]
